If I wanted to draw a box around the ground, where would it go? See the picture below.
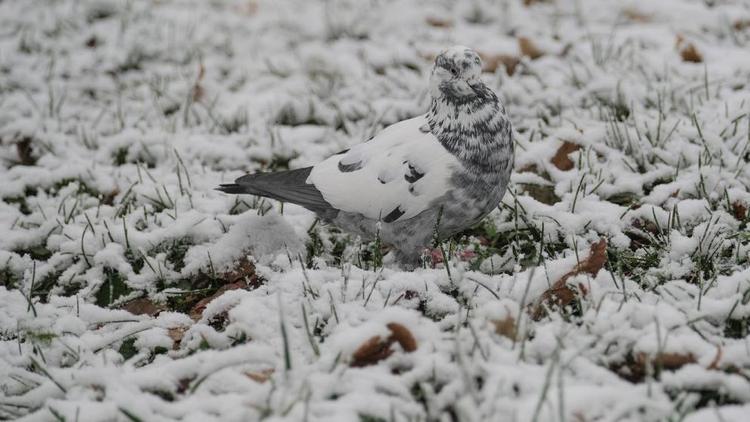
[1,0,750,421]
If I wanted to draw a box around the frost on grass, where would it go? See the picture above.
[2,0,750,421]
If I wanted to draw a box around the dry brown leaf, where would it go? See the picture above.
[351,336,393,367]
[520,183,560,205]
[551,141,580,171]
[612,351,696,382]
[223,257,261,286]
[492,315,517,340]
[636,352,696,370]
[518,37,544,60]
[734,19,750,31]
[622,8,651,22]
[188,257,261,321]
[675,35,702,63]
[478,52,520,76]
[680,43,702,63]
[531,238,608,320]
[386,322,417,352]
[121,297,165,317]
[189,281,245,321]
[351,323,417,367]
[425,16,453,28]
[245,369,274,383]
[518,163,539,174]
[732,201,747,221]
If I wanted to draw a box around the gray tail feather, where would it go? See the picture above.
[215,183,247,194]
[216,167,337,219]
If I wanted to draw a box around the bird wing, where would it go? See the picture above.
[307,115,462,223]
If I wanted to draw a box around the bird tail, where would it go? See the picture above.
[215,183,248,194]
[216,167,337,219]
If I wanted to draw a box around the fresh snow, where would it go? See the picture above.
[1,0,750,421]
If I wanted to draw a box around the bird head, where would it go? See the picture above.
[429,46,483,101]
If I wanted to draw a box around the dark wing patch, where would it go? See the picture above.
[404,163,424,183]
[338,159,363,172]
[382,206,405,223]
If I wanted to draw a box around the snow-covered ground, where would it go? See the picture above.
[1,0,750,420]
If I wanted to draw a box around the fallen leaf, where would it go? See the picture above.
[622,8,651,22]
[223,257,261,287]
[531,238,607,320]
[734,19,750,31]
[425,16,453,28]
[636,352,696,370]
[351,335,393,367]
[679,43,702,63]
[351,323,417,367]
[188,257,262,321]
[245,368,274,383]
[121,297,165,316]
[479,52,520,76]
[676,35,702,63]
[518,163,540,174]
[550,141,580,171]
[612,351,696,383]
[386,322,417,352]
[189,281,245,321]
[732,201,747,220]
[518,37,544,60]
[520,183,560,205]
[492,315,517,340]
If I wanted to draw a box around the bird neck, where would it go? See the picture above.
[426,84,513,174]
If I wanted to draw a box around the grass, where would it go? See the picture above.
[2,0,750,420]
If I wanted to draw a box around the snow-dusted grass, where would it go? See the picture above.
[2,0,750,420]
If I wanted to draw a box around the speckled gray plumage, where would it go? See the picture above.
[328,48,513,267]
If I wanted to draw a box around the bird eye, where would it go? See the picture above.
[450,67,458,77]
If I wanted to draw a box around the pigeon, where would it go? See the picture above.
[218,46,514,268]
